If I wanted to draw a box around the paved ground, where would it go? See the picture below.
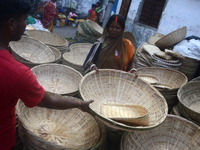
[53,25,77,39]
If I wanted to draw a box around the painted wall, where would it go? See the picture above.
[116,0,200,48]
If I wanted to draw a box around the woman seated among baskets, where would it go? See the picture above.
[83,14,137,76]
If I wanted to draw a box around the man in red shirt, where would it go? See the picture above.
[0,0,93,149]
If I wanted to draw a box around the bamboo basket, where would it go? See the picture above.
[31,64,82,96]
[11,46,61,68]
[9,37,55,63]
[177,81,200,124]
[62,43,93,74]
[79,69,168,131]
[147,32,164,45]
[138,74,159,84]
[26,30,68,47]
[16,96,104,150]
[120,115,200,150]
[26,30,69,54]
[155,26,187,49]
[123,31,136,48]
[137,67,188,112]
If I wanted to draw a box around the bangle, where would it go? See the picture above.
[90,64,96,70]
[130,68,137,72]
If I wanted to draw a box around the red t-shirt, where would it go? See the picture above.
[0,50,45,150]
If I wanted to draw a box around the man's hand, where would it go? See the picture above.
[80,100,94,113]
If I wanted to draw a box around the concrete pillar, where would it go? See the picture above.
[102,0,115,28]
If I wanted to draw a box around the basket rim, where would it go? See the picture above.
[79,69,168,131]
[177,81,200,115]
[137,67,188,90]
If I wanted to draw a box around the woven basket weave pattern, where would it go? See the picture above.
[16,96,101,150]
[31,64,82,96]
[79,69,168,131]
[120,115,200,150]
[9,37,55,63]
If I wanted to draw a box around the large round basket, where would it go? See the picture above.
[11,46,61,68]
[177,81,200,124]
[26,30,69,54]
[31,64,83,97]
[155,26,187,49]
[9,37,55,63]
[120,115,200,150]
[26,30,68,47]
[16,95,104,150]
[79,69,168,131]
[137,67,188,112]
[62,43,93,74]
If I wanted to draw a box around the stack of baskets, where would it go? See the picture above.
[31,64,82,97]
[79,69,168,131]
[62,43,93,74]
[9,37,61,68]
[177,78,200,126]
[76,20,103,43]
[26,30,69,54]
[133,43,182,70]
[137,67,188,112]
[16,95,106,150]
[120,115,200,150]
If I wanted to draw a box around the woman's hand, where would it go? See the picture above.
[129,68,138,78]
[79,100,94,113]
[90,64,99,72]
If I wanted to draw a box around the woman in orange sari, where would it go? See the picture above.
[42,0,57,32]
[83,14,137,76]
[87,4,97,22]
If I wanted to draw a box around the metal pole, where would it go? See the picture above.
[102,0,115,28]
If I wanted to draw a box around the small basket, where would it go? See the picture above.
[79,69,168,131]
[155,26,187,49]
[9,37,55,63]
[16,96,101,150]
[177,81,200,124]
[31,64,83,96]
[62,43,93,74]
[120,115,200,150]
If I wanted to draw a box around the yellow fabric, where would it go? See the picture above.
[47,21,53,32]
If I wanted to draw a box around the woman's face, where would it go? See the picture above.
[108,22,123,39]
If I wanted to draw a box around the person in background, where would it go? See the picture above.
[42,0,57,32]
[87,4,97,22]
[95,2,101,23]
[0,0,93,149]
[96,5,106,26]
[83,14,137,76]
[68,9,78,20]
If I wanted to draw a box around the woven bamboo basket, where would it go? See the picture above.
[138,74,159,84]
[179,56,200,81]
[62,43,93,74]
[31,64,82,96]
[85,20,103,37]
[190,76,200,82]
[137,67,188,112]
[120,115,200,150]
[155,26,187,49]
[11,46,61,68]
[123,31,136,48]
[26,30,68,47]
[9,37,55,63]
[16,95,104,150]
[177,81,200,124]
[79,69,168,131]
